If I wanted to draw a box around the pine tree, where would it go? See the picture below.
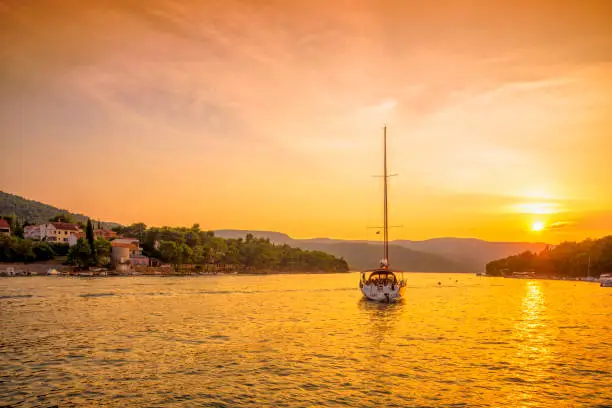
[86,219,97,265]
[13,218,24,238]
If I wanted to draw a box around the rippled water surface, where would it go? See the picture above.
[1,274,611,407]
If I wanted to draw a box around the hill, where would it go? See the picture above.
[298,241,467,272]
[0,191,120,228]
[391,238,548,271]
[0,192,549,272]
[486,235,612,277]
[215,230,296,246]
[215,229,549,272]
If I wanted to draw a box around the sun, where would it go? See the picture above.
[531,221,545,232]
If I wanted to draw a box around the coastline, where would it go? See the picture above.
[0,262,351,277]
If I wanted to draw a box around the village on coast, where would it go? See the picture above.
[0,214,349,277]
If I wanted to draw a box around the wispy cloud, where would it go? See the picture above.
[547,221,575,230]
[1,0,612,241]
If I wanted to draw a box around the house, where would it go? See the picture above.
[94,229,117,240]
[111,238,142,256]
[67,231,85,246]
[130,255,150,266]
[111,238,148,267]
[0,219,10,236]
[24,225,41,240]
[67,230,116,246]
[41,222,81,243]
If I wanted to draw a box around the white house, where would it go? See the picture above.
[24,225,42,240]
[67,232,85,246]
[41,222,81,243]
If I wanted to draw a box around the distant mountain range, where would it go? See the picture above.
[215,230,548,272]
[0,191,120,229]
[1,191,547,272]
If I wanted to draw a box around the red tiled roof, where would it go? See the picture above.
[95,229,117,237]
[49,222,80,231]
[111,243,138,249]
[0,219,9,228]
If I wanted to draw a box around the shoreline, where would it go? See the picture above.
[0,262,475,277]
[0,262,352,277]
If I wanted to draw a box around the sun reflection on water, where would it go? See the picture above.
[508,281,553,407]
[2,275,611,406]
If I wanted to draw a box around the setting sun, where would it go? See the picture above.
[531,221,545,232]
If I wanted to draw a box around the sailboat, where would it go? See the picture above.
[584,254,598,282]
[359,126,407,302]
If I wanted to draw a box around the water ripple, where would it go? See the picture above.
[1,274,610,407]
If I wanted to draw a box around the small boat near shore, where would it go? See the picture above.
[503,271,536,279]
[600,273,612,287]
[359,126,406,302]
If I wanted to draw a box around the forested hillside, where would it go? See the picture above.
[486,236,612,277]
[0,191,120,228]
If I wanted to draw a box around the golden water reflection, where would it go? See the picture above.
[357,298,404,345]
[507,280,553,407]
[1,274,611,407]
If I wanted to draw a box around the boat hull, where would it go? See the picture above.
[360,283,406,302]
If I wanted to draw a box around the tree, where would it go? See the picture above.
[94,238,111,266]
[12,217,24,238]
[49,213,76,224]
[0,235,17,262]
[49,242,70,256]
[159,240,178,264]
[177,243,192,266]
[33,242,55,261]
[221,240,240,265]
[122,223,147,241]
[67,238,92,268]
[86,219,97,265]
[56,223,349,274]
[185,230,200,247]
[14,238,36,263]
[486,235,612,278]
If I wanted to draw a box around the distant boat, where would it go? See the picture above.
[76,271,93,277]
[584,254,598,282]
[504,271,535,279]
[359,126,407,302]
[600,273,612,287]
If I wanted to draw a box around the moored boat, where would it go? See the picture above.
[359,126,406,302]
[360,266,407,302]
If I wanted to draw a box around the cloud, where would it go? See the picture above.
[513,202,565,215]
[2,0,612,242]
[547,221,575,230]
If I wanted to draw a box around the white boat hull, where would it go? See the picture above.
[360,282,406,302]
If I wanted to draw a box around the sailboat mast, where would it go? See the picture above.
[587,253,591,278]
[383,125,389,266]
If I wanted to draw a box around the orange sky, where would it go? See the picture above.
[1,0,611,243]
